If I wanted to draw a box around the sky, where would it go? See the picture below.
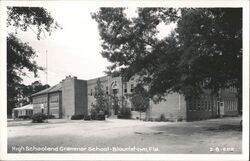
[8,6,176,86]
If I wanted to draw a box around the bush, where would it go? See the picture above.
[18,115,31,119]
[31,113,47,123]
[118,108,131,119]
[90,108,98,120]
[84,115,91,120]
[177,117,183,122]
[159,114,166,122]
[46,114,55,119]
[97,110,105,120]
[71,114,84,120]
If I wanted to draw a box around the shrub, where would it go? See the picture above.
[90,108,98,120]
[84,115,91,120]
[46,114,55,119]
[159,114,166,122]
[177,117,183,122]
[31,113,47,123]
[18,115,31,119]
[97,110,105,120]
[147,118,153,122]
[118,108,131,119]
[71,114,84,120]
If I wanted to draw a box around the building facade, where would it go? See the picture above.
[31,75,239,121]
[31,76,87,119]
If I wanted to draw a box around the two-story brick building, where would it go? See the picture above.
[30,75,239,121]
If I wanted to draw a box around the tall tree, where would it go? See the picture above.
[92,8,242,101]
[91,79,109,113]
[7,7,60,116]
[129,84,150,120]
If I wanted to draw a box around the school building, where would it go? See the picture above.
[30,75,239,121]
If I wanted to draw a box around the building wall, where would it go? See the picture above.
[61,77,88,118]
[62,77,75,118]
[87,76,140,115]
[220,88,238,116]
[186,93,218,121]
[32,95,48,114]
[87,76,109,113]
[147,93,187,121]
[31,75,239,121]
[48,92,60,118]
[87,76,187,121]
[74,79,88,115]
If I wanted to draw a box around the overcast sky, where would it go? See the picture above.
[9,6,175,86]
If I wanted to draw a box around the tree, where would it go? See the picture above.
[129,84,150,120]
[18,81,50,106]
[91,79,109,114]
[92,8,242,101]
[110,94,120,115]
[7,7,60,116]
[7,7,61,40]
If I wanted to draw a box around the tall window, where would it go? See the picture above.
[91,89,93,96]
[124,83,127,93]
[130,83,134,93]
[106,86,109,95]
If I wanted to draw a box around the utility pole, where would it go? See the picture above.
[46,50,48,85]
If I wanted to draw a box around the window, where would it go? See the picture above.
[106,86,109,95]
[124,83,127,93]
[130,83,134,93]
[91,89,93,96]
[50,95,58,103]
[94,88,97,96]
[113,89,118,94]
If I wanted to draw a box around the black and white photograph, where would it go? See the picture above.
[0,0,249,161]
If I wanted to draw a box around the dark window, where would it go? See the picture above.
[113,89,118,94]
[131,84,134,93]
[124,83,127,93]
[106,86,108,94]
[91,89,93,96]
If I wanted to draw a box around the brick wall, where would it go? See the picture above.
[186,94,218,121]
[74,79,88,115]
[147,93,187,121]
[32,95,48,114]
[87,76,109,114]
[48,92,60,118]
[62,77,75,118]
[220,89,238,116]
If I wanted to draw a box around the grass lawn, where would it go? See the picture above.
[8,117,242,154]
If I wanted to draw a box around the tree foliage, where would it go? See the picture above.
[91,79,109,113]
[92,8,242,100]
[129,84,150,120]
[7,7,61,40]
[19,81,50,106]
[7,7,60,115]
